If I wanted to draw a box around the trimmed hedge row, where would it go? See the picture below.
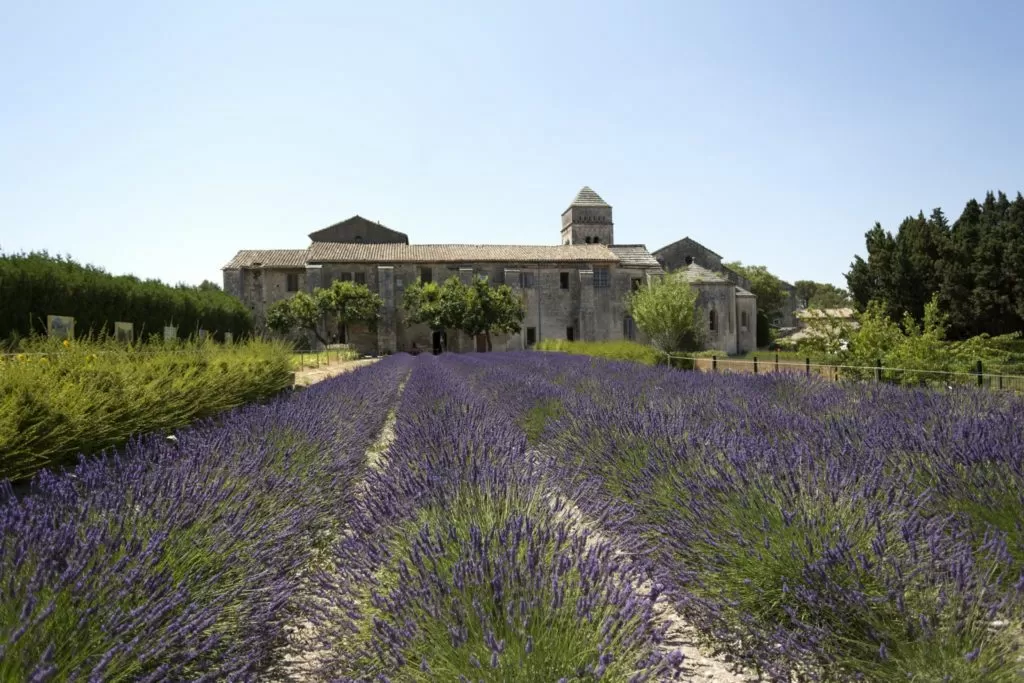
[0,251,252,345]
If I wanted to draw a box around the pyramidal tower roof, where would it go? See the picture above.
[570,186,610,208]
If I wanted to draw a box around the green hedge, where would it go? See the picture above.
[0,252,252,345]
[0,337,294,482]
[535,339,668,366]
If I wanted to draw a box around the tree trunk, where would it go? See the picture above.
[305,325,329,348]
[486,331,493,352]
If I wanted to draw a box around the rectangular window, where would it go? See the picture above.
[593,267,610,288]
[339,272,353,282]
[420,266,432,283]
[623,316,636,340]
[566,326,575,341]
[526,327,537,346]
[492,268,505,285]
[354,272,366,285]
[520,272,535,289]
[631,277,643,292]
[560,272,570,289]
[286,273,299,292]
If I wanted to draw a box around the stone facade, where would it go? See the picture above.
[224,187,758,355]
[653,236,798,328]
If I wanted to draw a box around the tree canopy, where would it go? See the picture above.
[628,271,705,353]
[402,275,525,350]
[846,191,1024,339]
[266,281,383,346]
[725,262,790,320]
[793,280,852,310]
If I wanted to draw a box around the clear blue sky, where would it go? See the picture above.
[2,1,1022,289]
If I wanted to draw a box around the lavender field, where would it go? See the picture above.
[2,352,1023,681]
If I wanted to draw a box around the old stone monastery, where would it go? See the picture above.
[223,187,758,355]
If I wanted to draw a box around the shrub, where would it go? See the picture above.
[0,337,294,481]
[535,339,665,365]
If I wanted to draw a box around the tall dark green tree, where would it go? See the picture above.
[846,190,1024,340]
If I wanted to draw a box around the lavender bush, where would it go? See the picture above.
[313,356,683,681]
[0,356,411,681]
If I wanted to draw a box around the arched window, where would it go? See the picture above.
[709,309,717,332]
[740,311,748,329]
[684,255,694,265]
[593,236,600,244]
[585,236,592,244]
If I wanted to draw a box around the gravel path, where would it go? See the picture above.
[292,357,380,388]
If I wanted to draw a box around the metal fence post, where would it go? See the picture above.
[805,357,810,377]
[976,360,983,388]
[775,352,779,372]
[753,356,758,374]
[712,355,718,372]
[874,359,881,383]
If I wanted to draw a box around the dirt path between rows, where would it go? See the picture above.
[292,357,380,388]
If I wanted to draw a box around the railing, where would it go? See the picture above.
[664,353,1024,391]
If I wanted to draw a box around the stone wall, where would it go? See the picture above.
[694,281,738,355]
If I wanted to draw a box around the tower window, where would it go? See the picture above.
[709,309,717,332]
[560,272,570,289]
[585,236,592,244]
[593,236,600,244]
[593,267,610,288]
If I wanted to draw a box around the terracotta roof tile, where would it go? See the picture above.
[305,242,621,264]
[222,250,308,269]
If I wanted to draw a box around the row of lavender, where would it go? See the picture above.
[310,354,685,681]
[0,356,412,681]
[460,353,1024,681]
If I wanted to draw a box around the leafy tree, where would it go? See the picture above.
[628,271,705,352]
[459,277,525,351]
[402,275,525,351]
[266,292,328,345]
[266,281,382,347]
[794,280,852,309]
[322,280,385,340]
[725,262,789,321]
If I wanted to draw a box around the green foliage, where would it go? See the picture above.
[846,191,1024,339]
[794,280,852,309]
[726,261,790,319]
[755,309,773,348]
[0,251,252,343]
[267,281,383,346]
[402,275,525,350]
[0,336,294,481]
[535,339,664,366]
[628,272,705,352]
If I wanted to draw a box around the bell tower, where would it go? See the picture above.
[560,186,613,245]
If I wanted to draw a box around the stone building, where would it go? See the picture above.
[223,188,758,355]
[653,236,798,328]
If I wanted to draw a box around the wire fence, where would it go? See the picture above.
[665,353,1024,392]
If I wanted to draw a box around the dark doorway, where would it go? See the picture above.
[475,334,488,352]
[432,330,443,355]
[526,327,537,346]
[566,327,575,341]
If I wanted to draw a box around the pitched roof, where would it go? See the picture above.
[222,249,308,270]
[569,186,610,208]
[308,215,409,244]
[305,242,621,264]
[673,263,732,284]
[607,245,662,269]
[652,236,722,259]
